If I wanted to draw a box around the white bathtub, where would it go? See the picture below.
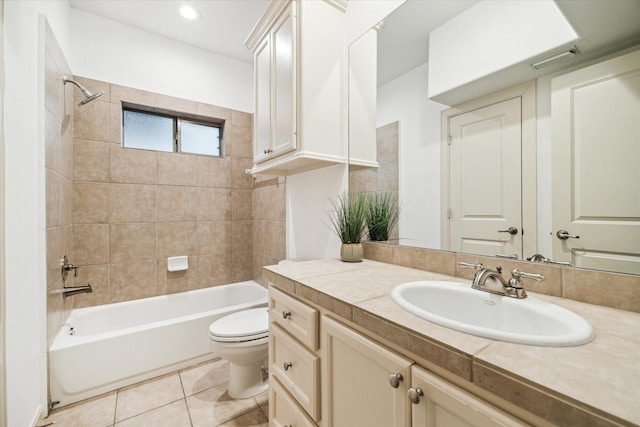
[49,280,268,407]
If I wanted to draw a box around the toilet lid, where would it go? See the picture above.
[209,307,269,342]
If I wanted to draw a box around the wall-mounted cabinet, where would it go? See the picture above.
[246,0,347,176]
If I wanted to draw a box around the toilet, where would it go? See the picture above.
[208,307,269,399]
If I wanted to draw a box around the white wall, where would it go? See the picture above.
[286,164,348,260]
[345,0,405,44]
[3,1,72,425]
[69,9,253,112]
[377,63,446,249]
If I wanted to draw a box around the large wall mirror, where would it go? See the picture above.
[348,0,640,276]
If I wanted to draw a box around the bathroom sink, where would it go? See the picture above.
[390,281,594,347]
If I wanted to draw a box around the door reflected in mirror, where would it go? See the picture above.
[347,0,640,275]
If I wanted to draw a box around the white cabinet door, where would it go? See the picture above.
[448,97,523,258]
[271,4,297,158]
[322,316,413,427]
[254,36,271,163]
[551,49,640,274]
[411,366,526,427]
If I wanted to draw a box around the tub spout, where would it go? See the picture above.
[62,283,92,298]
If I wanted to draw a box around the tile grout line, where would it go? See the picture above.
[177,370,195,427]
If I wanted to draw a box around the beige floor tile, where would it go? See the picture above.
[217,407,268,427]
[180,358,230,396]
[115,400,192,427]
[45,391,116,427]
[186,383,258,427]
[115,373,185,422]
[254,391,268,418]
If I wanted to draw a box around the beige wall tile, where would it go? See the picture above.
[110,223,157,263]
[109,184,156,223]
[60,117,74,180]
[74,182,109,224]
[61,176,74,226]
[45,108,63,173]
[392,245,456,276]
[156,94,198,116]
[157,222,196,259]
[110,145,157,184]
[47,284,65,346]
[111,84,156,105]
[196,103,232,122]
[109,261,157,303]
[74,139,109,182]
[46,170,62,228]
[109,102,122,144]
[197,221,232,256]
[232,189,252,221]
[197,188,231,221]
[231,157,253,189]
[74,98,109,141]
[563,268,640,313]
[157,258,198,295]
[232,251,253,283]
[45,48,63,121]
[72,264,109,308]
[197,254,233,288]
[232,220,253,252]
[363,242,393,264]
[73,224,109,265]
[46,227,63,288]
[229,125,252,159]
[157,152,197,186]
[197,156,231,188]
[157,186,197,222]
[231,110,252,128]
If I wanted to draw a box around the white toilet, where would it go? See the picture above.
[208,307,269,399]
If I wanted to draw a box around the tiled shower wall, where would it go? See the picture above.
[252,176,286,286]
[70,77,257,308]
[45,24,75,346]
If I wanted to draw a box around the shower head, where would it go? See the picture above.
[63,77,104,106]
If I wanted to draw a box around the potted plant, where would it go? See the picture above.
[328,193,367,262]
[365,192,400,242]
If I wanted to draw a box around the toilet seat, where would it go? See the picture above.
[209,307,269,343]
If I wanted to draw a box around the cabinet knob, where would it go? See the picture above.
[263,148,273,154]
[388,372,403,388]
[408,387,424,404]
[282,310,292,319]
[283,361,293,371]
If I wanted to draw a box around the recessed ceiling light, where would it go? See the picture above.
[179,4,202,21]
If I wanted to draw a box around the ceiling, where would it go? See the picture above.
[68,0,271,64]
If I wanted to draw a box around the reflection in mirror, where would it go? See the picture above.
[348,0,640,275]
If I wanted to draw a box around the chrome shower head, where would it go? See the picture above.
[63,77,104,106]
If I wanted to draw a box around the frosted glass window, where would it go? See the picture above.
[122,105,223,157]
[123,110,174,152]
[180,121,220,156]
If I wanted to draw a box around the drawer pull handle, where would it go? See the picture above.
[282,310,292,319]
[408,387,424,404]
[388,372,403,388]
[283,361,293,371]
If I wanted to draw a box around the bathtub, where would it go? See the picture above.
[49,280,268,407]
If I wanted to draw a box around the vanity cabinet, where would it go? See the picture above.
[268,285,528,427]
[268,286,321,424]
[410,365,526,427]
[246,0,346,176]
[322,316,413,427]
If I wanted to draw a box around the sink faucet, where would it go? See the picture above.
[459,262,544,299]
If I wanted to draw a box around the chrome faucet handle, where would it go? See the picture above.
[458,262,483,270]
[511,269,544,282]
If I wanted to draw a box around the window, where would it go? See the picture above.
[122,104,223,156]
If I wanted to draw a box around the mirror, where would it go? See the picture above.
[348,0,640,275]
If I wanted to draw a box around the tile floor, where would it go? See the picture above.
[40,358,268,427]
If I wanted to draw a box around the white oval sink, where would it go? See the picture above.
[391,281,594,347]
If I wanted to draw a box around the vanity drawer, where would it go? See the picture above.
[270,376,317,427]
[270,323,321,421]
[269,286,319,350]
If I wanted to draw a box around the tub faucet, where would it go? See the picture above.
[458,262,544,299]
[62,283,93,298]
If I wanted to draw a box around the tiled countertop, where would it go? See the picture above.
[263,259,640,427]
